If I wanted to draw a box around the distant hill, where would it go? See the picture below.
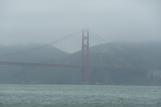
[0,44,71,84]
[89,42,161,85]
[0,42,161,85]
[0,44,68,62]
[61,42,161,85]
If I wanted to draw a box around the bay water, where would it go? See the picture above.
[0,85,160,107]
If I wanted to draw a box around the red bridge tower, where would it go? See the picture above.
[81,30,91,84]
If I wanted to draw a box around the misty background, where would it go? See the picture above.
[0,0,161,52]
[0,0,161,85]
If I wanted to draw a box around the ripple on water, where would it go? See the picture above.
[0,85,160,107]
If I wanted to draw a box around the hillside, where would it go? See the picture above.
[0,44,68,62]
[0,45,72,84]
[62,42,161,85]
[0,42,161,85]
[90,42,161,85]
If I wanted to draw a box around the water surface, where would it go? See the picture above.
[0,85,160,107]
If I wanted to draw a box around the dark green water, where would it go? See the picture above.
[0,85,160,107]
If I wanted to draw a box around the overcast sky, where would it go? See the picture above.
[0,0,161,52]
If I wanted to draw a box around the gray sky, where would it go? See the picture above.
[0,0,161,52]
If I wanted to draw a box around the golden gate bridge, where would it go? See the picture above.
[0,30,105,84]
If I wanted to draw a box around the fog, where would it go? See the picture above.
[0,0,161,86]
[0,0,161,51]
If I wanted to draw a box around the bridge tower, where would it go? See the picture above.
[81,30,91,84]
